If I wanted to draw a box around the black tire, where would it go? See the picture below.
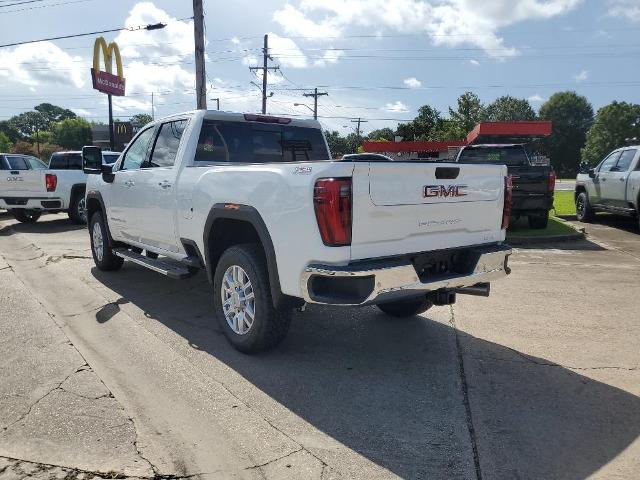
[576,192,594,222]
[377,296,433,318]
[11,209,41,223]
[68,191,87,225]
[89,211,123,271]
[213,243,291,353]
[528,210,549,229]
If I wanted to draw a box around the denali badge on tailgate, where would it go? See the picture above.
[423,185,467,198]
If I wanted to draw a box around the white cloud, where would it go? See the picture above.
[112,97,152,113]
[469,59,481,66]
[608,0,640,21]
[124,61,194,92]
[71,108,93,117]
[268,33,309,68]
[574,69,589,82]
[527,94,546,103]
[384,101,409,112]
[313,49,344,67]
[273,0,582,57]
[242,54,259,66]
[403,77,422,88]
[0,42,85,88]
[231,36,241,45]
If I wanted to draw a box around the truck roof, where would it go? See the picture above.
[463,144,526,149]
[159,110,322,130]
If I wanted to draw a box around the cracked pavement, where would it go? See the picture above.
[1,210,640,479]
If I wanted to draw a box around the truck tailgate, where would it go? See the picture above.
[0,170,46,196]
[351,162,506,260]
[510,165,550,195]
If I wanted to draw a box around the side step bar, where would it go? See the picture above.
[113,248,192,279]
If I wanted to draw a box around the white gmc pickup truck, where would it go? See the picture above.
[82,110,513,353]
[0,151,120,224]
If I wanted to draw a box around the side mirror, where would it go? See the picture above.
[82,146,102,174]
[588,168,595,179]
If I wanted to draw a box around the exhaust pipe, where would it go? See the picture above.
[455,282,491,297]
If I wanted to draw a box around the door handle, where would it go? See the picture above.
[619,177,626,182]
[158,180,172,189]
[124,180,135,187]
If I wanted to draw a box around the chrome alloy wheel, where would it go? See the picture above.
[78,197,87,224]
[221,265,255,335]
[92,222,104,262]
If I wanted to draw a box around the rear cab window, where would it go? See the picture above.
[49,153,82,170]
[457,145,530,167]
[195,120,330,163]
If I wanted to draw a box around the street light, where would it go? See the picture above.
[294,103,314,116]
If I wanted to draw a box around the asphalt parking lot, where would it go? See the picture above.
[1,211,639,479]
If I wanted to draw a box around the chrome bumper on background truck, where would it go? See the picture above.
[0,197,64,210]
[301,244,512,306]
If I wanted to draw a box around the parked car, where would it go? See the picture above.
[82,110,512,353]
[455,144,555,229]
[0,150,120,224]
[575,146,640,228]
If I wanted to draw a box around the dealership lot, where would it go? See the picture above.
[0,211,639,479]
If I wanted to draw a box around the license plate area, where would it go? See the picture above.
[411,248,479,282]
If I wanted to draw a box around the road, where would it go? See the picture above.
[1,211,639,479]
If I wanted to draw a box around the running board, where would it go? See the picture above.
[113,249,191,279]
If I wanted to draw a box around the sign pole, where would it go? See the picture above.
[108,93,114,151]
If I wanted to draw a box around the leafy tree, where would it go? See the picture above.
[581,101,640,165]
[366,127,395,141]
[430,119,466,141]
[52,118,93,150]
[0,132,13,152]
[130,113,153,126]
[0,120,20,143]
[325,131,361,157]
[34,103,76,126]
[396,105,441,140]
[449,92,485,133]
[538,91,593,176]
[30,130,54,145]
[38,143,65,162]
[8,111,48,139]
[11,141,36,155]
[485,95,536,121]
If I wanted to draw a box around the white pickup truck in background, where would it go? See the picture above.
[83,110,513,353]
[0,150,119,224]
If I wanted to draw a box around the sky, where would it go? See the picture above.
[0,0,639,135]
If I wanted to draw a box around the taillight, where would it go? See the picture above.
[502,175,513,230]
[314,178,352,246]
[45,173,57,192]
[548,170,556,192]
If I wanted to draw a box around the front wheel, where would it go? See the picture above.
[213,244,291,353]
[528,211,549,229]
[576,192,594,222]
[11,209,41,223]
[68,192,87,224]
[89,211,123,271]
[377,296,433,318]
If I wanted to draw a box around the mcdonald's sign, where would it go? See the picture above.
[91,37,126,96]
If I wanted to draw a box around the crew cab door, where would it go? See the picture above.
[591,150,621,205]
[606,148,637,208]
[132,118,188,253]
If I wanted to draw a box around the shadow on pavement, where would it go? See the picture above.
[92,266,640,479]
[512,237,606,252]
[0,215,84,236]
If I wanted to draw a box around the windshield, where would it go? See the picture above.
[458,146,529,166]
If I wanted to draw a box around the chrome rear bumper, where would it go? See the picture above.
[301,244,511,306]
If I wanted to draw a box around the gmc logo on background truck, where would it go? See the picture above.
[423,185,467,198]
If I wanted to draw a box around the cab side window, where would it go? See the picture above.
[121,127,155,170]
[26,156,47,170]
[146,120,188,168]
[615,149,637,172]
[598,151,621,172]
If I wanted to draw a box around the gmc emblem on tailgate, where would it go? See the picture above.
[7,177,23,182]
[423,185,467,198]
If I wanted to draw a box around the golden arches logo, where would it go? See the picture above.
[93,37,123,79]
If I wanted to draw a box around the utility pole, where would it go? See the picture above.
[210,97,220,110]
[351,117,368,139]
[108,95,114,150]
[302,88,328,120]
[249,34,279,114]
[193,0,207,109]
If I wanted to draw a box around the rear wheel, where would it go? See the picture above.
[377,296,433,318]
[213,244,291,353]
[11,209,41,223]
[528,210,549,229]
[89,211,123,271]
[68,192,87,224]
[576,192,594,222]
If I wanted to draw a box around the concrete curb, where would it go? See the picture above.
[507,219,586,245]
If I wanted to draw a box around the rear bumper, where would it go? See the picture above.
[512,193,553,213]
[301,244,512,306]
[0,197,64,210]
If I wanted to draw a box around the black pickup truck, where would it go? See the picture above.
[455,144,555,229]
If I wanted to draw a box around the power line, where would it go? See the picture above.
[0,0,95,13]
[0,0,49,7]
[0,16,193,48]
